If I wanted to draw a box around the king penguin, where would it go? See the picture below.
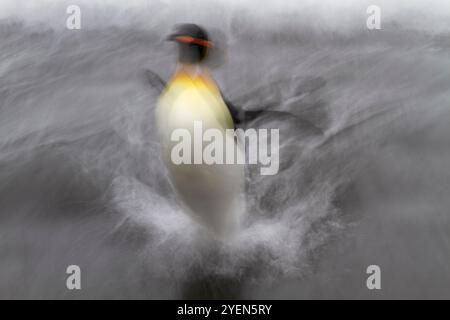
[156,24,245,238]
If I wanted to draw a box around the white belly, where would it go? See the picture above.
[157,80,245,237]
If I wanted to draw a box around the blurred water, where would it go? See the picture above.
[0,0,450,299]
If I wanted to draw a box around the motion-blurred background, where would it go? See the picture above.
[0,0,449,299]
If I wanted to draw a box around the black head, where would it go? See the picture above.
[167,24,212,64]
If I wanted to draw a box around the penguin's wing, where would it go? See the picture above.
[223,95,322,135]
[143,69,324,134]
[222,97,246,125]
[223,98,265,125]
[144,69,166,93]
[222,94,323,133]
[221,76,327,134]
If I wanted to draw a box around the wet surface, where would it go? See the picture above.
[1,0,450,299]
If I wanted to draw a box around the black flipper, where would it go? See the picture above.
[144,69,166,93]
[143,69,322,134]
[222,93,274,127]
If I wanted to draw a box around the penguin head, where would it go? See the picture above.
[167,24,213,64]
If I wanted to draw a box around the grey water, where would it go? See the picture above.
[1,0,450,299]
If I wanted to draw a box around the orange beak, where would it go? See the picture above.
[173,35,214,48]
